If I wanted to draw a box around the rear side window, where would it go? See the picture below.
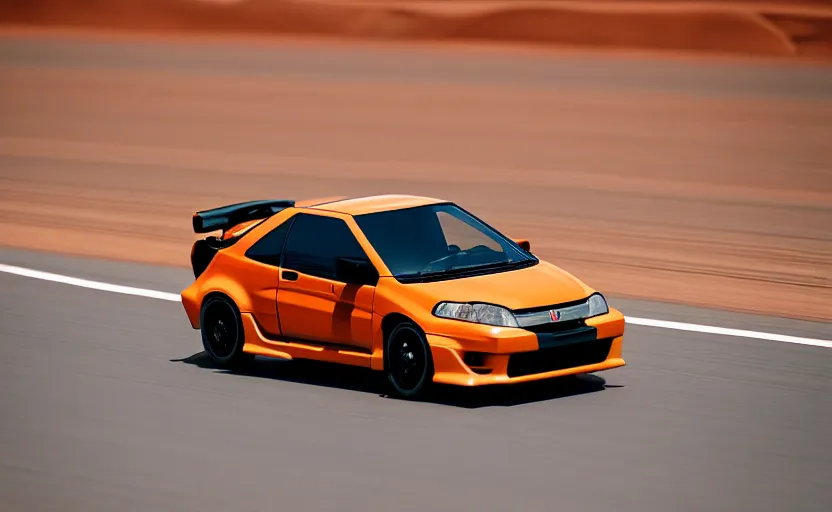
[282,214,369,280]
[245,218,293,266]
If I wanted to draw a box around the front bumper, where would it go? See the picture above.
[427,307,626,386]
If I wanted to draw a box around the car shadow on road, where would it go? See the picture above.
[172,351,620,408]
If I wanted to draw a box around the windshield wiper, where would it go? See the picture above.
[395,269,448,280]
[397,259,535,281]
[448,260,529,273]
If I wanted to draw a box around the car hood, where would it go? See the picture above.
[403,261,595,311]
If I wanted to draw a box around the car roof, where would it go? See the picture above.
[300,194,448,216]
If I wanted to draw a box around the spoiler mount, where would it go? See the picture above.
[192,199,295,234]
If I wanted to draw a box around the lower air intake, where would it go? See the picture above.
[506,338,614,378]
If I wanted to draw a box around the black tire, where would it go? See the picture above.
[384,320,434,399]
[199,295,253,368]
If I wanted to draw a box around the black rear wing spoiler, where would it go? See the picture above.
[192,199,295,234]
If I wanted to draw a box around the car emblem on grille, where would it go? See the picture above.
[549,310,562,322]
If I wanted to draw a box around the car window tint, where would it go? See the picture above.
[245,217,293,266]
[354,206,448,276]
[354,204,534,277]
[283,214,369,281]
[437,211,503,252]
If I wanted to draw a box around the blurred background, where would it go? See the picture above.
[2,0,830,322]
[1,2,832,512]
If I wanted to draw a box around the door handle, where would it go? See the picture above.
[281,270,298,281]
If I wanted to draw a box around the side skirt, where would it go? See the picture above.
[240,313,373,368]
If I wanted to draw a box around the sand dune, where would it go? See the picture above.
[1,0,831,58]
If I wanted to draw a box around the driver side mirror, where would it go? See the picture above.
[513,238,531,252]
[336,257,379,287]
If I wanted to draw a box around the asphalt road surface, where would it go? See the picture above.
[1,247,831,512]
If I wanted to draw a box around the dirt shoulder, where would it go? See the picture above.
[2,0,832,60]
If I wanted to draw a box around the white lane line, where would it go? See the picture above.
[625,317,832,349]
[1,263,831,348]
[0,263,181,302]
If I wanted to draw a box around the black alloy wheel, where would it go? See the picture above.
[199,295,252,368]
[385,321,434,399]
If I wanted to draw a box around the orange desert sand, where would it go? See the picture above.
[2,0,832,59]
[0,2,830,322]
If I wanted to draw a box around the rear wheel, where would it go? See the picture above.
[384,321,434,399]
[200,295,253,368]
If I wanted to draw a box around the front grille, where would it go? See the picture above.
[506,338,613,378]
[512,297,589,315]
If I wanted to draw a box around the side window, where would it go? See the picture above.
[437,211,502,252]
[282,214,370,281]
[245,218,293,266]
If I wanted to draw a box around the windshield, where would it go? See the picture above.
[354,203,537,282]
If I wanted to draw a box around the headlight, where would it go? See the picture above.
[586,293,609,318]
[433,302,519,328]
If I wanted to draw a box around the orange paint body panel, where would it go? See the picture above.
[180,195,626,389]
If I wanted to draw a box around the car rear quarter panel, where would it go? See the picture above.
[181,207,305,330]
[181,244,281,334]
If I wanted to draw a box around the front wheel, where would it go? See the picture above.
[384,321,434,399]
[199,295,253,368]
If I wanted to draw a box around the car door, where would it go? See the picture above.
[276,212,376,352]
[242,217,294,336]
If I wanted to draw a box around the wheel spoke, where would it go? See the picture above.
[204,301,238,359]
[389,329,426,392]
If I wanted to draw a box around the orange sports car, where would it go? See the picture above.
[180,195,625,398]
